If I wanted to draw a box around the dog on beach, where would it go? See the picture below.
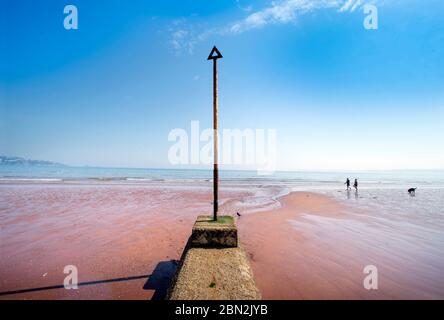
[408,188,417,196]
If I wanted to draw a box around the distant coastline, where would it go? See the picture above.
[0,156,65,167]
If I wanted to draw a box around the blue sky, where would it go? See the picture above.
[1,0,443,170]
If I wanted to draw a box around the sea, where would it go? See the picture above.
[1,164,443,220]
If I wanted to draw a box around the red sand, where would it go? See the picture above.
[0,184,249,300]
[239,192,444,300]
[1,184,443,300]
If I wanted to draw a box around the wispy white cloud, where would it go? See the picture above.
[340,0,363,12]
[168,19,197,55]
[168,0,384,54]
[229,0,339,34]
[350,0,363,12]
[340,0,354,12]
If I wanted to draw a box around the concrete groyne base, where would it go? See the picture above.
[167,216,261,300]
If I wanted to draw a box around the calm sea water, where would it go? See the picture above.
[1,164,444,188]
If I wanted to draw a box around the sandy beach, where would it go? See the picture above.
[0,182,255,300]
[1,181,443,300]
[239,192,444,299]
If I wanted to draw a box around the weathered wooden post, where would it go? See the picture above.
[207,46,223,221]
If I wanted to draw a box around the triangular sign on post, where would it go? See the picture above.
[207,46,223,61]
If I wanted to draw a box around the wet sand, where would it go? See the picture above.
[1,183,443,299]
[239,192,444,299]
[0,183,250,300]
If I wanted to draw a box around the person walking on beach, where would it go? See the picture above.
[353,179,358,191]
[345,178,351,190]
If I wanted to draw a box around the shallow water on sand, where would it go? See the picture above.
[284,187,444,299]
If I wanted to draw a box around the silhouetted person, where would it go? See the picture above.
[353,179,358,191]
[345,178,351,190]
[236,212,242,217]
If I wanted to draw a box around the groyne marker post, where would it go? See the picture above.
[207,46,223,221]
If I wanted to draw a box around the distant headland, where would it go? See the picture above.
[0,156,65,167]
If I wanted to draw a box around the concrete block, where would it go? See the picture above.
[167,245,261,300]
[190,215,238,248]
